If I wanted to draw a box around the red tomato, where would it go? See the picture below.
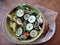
[23,32,30,37]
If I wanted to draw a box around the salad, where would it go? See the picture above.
[6,4,44,42]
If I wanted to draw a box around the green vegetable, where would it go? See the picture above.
[22,26,26,32]
[16,27,23,36]
[20,35,27,40]
[36,13,40,18]
[19,4,24,9]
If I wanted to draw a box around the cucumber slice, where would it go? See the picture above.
[30,30,38,37]
[26,23,33,31]
[28,15,36,23]
[16,18,22,25]
[16,27,22,36]
[24,14,30,20]
[16,9,24,17]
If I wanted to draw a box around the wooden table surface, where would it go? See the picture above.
[0,0,60,45]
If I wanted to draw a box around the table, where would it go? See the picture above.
[0,0,60,45]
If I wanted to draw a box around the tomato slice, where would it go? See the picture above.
[23,32,30,37]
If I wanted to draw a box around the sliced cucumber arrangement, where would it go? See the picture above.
[16,27,22,36]
[28,15,36,23]
[26,23,33,31]
[16,9,24,17]
[30,30,38,37]
[16,18,22,25]
[24,14,30,20]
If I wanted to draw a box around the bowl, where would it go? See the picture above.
[4,4,45,43]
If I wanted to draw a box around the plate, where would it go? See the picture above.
[3,16,56,44]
